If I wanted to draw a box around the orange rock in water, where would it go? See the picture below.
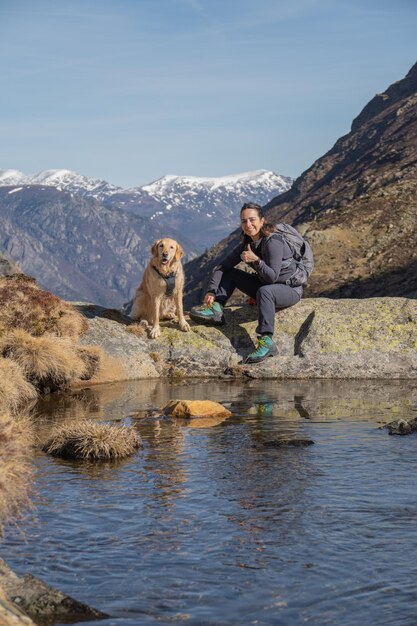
[162,400,232,419]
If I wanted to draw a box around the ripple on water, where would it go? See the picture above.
[2,379,417,626]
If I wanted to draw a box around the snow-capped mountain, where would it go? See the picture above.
[0,167,292,306]
[103,169,293,250]
[0,168,121,200]
[0,168,292,251]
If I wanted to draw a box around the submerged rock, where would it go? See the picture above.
[0,558,107,624]
[262,438,315,447]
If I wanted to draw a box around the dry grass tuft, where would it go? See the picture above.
[0,411,33,531]
[0,358,37,414]
[76,345,103,380]
[42,420,141,460]
[0,329,88,393]
[126,323,146,337]
[149,352,162,363]
[0,275,88,339]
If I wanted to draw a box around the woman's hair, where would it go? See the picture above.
[240,202,277,239]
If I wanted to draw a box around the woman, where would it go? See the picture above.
[189,202,302,363]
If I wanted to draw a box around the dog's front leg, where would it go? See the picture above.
[175,293,190,333]
[150,296,162,338]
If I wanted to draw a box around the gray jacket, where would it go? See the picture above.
[206,233,297,294]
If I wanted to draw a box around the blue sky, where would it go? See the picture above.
[0,0,416,187]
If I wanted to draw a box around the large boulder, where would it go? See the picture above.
[75,298,417,382]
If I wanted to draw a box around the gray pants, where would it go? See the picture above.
[215,268,301,335]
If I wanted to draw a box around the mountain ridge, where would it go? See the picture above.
[183,61,417,305]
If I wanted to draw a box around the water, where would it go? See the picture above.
[2,379,417,626]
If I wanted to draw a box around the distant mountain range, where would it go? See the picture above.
[184,61,417,306]
[0,169,291,306]
[0,168,291,251]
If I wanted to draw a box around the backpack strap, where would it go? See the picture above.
[152,266,177,296]
[260,232,293,267]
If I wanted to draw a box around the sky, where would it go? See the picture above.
[0,0,416,188]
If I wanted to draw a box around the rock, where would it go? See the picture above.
[0,252,19,278]
[262,438,315,447]
[0,558,107,624]
[72,297,417,382]
[385,417,417,435]
[0,589,35,625]
[162,400,232,419]
[76,304,160,383]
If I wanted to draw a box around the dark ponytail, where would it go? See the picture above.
[240,202,276,241]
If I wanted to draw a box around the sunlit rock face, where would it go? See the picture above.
[78,298,417,382]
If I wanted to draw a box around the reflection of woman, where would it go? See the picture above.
[190,202,302,363]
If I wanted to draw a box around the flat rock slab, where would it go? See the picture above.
[74,298,417,381]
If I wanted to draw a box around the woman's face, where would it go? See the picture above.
[240,208,264,240]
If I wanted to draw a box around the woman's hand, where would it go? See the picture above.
[241,244,259,264]
[204,293,215,305]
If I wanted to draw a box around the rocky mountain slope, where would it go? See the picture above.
[184,62,417,305]
[0,169,291,253]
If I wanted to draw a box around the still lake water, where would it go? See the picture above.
[2,378,417,626]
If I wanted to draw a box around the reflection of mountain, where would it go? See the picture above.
[184,62,417,304]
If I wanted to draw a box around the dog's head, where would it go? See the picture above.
[151,238,183,267]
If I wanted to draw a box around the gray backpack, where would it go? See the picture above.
[262,224,314,287]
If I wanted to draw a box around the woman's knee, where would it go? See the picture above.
[256,285,275,303]
[257,284,300,308]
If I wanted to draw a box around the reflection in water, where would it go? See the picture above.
[2,379,417,626]
[140,417,188,507]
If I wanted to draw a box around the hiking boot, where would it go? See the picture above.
[189,301,225,326]
[245,336,278,364]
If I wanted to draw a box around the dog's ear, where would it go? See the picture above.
[151,240,160,257]
[175,243,184,261]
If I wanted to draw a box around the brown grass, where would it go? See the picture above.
[126,323,146,337]
[0,411,33,531]
[42,420,141,460]
[0,329,88,393]
[0,275,88,339]
[76,345,103,380]
[0,358,37,414]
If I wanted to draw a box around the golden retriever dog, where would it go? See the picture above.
[131,238,190,339]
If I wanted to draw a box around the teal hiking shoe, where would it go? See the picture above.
[189,301,225,326]
[245,336,278,364]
